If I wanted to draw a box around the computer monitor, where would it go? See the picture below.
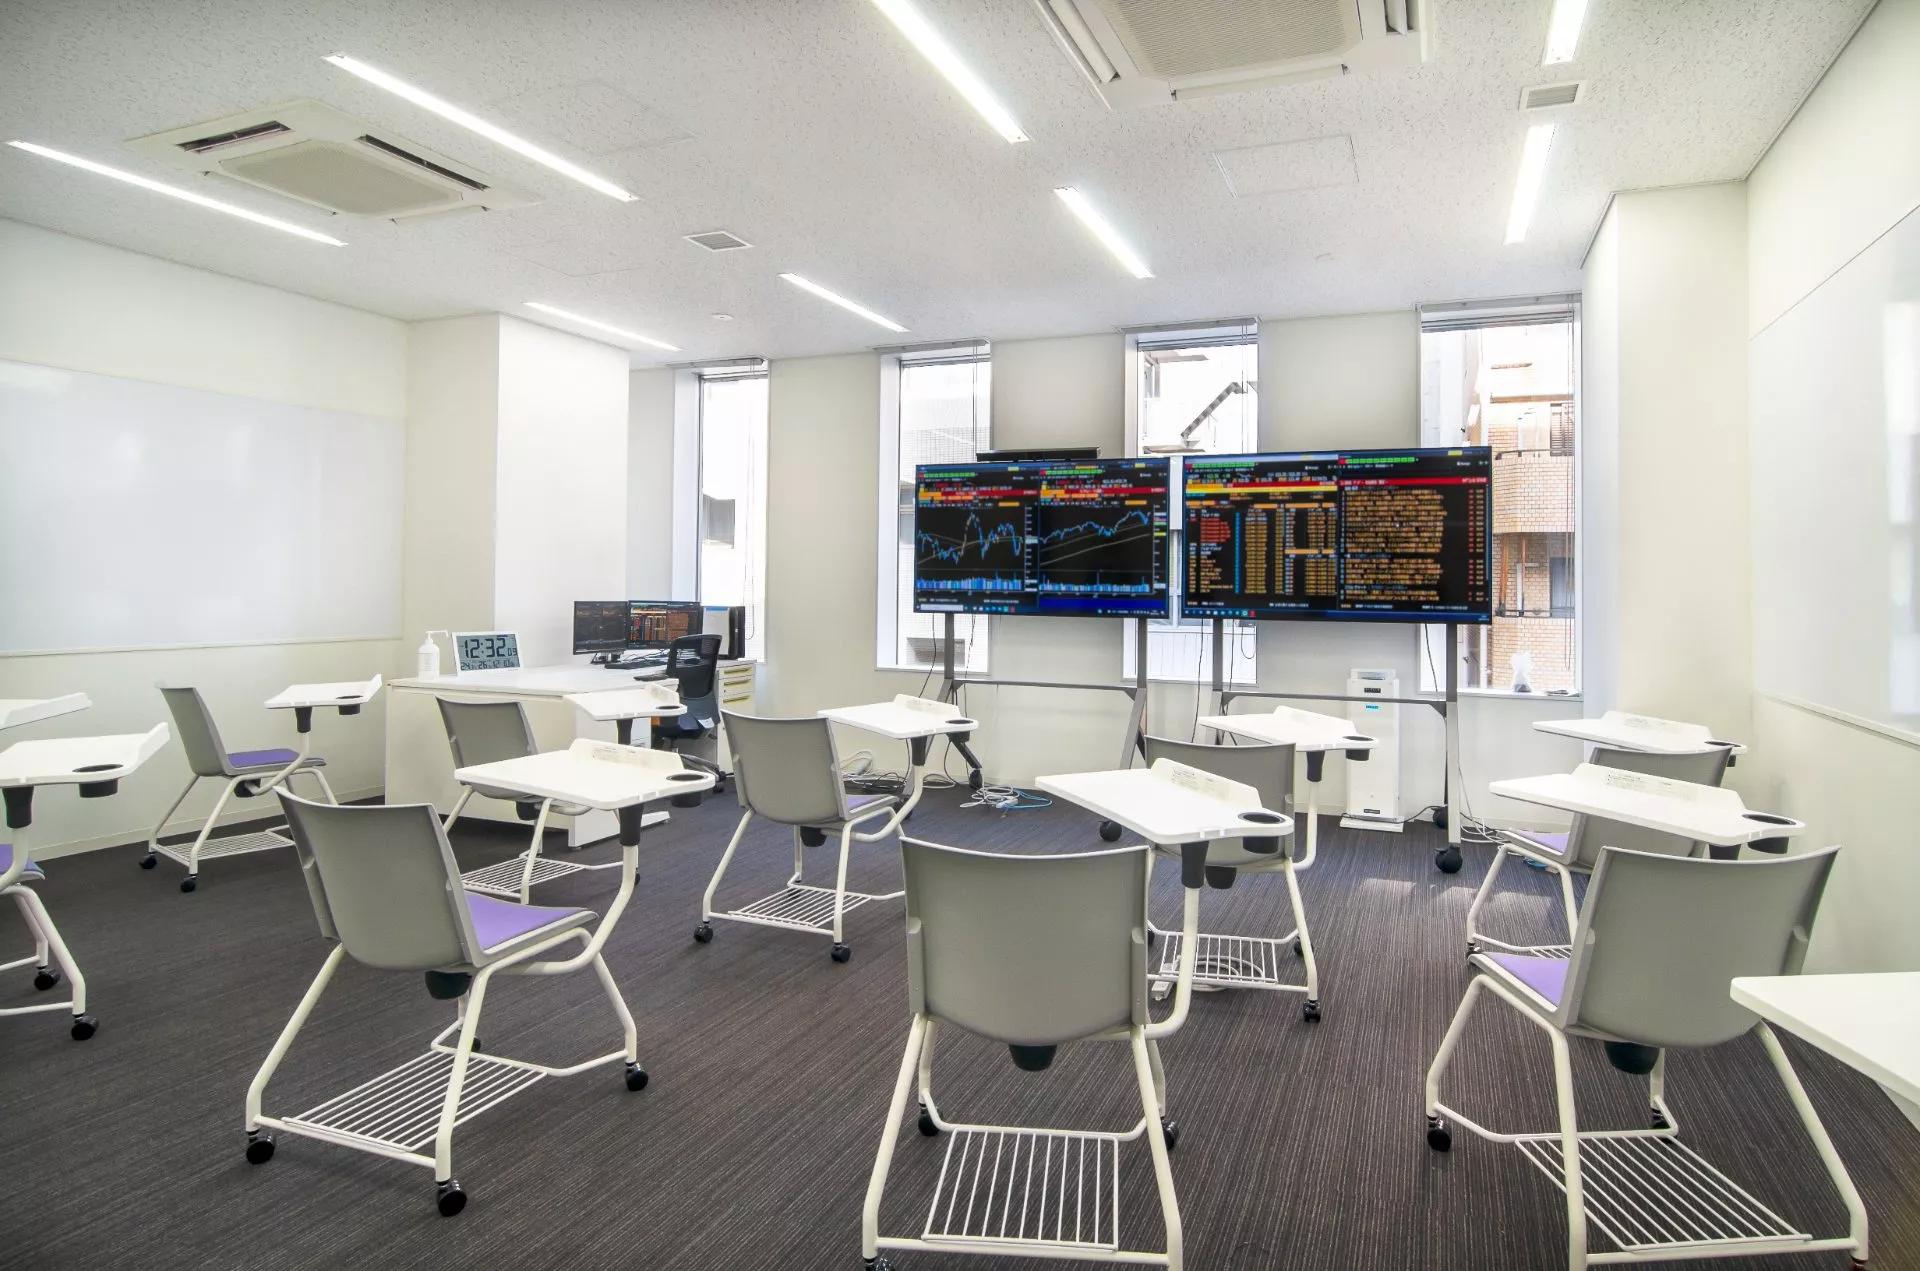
[627,600,703,649]
[572,600,631,655]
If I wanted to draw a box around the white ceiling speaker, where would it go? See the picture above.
[129,100,536,221]
[1035,0,1429,108]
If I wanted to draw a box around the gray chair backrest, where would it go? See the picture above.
[277,791,481,971]
[436,697,537,770]
[1564,745,1734,868]
[1563,844,1839,1049]
[903,837,1150,1045]
[158,685,230,777]
[1141,734,1294,813]
[722,710,846,824]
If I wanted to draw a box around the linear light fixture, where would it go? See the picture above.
[325,54,637,202]
[1504,123,1558,245]
[869,0,1028,143]
[6,140,346,245]
[1054,187,1152,279]
[778,272,907,333]
[1542,0,1591,64]
[525,302,680,352]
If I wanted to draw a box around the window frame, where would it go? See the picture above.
[694,366,769,663]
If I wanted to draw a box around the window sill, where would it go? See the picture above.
[1417,687,1584,703]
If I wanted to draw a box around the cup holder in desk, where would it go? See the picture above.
[946,718,975,728]
[667,771,706,783]
[1743,812,1793,825]
[1238,811,1283,825]
[336,696,363,716]
[74,763,119,799]
[1344,735,1371,744]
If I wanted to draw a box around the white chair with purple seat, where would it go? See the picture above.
[1466,744,1731,960]
[1426,843,1867,1270]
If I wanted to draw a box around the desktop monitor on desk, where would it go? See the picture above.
[627,601,702,649]
[573,601,631,655]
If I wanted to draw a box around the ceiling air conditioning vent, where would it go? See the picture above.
[1520,81,1583,111]
[131,100,536,221]
[1036,0,1430,108]
[685,230,752,252]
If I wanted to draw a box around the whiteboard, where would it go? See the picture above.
[0,360,403,653]
[1750,206,1920,741]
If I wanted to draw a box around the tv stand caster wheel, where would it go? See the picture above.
[831,943,852,964]
[436,1180,467,1217]
[967,771,983,791]
[1302,1000,1321,1022]
[693,923,714,944]
[1098,820,1122,842]
[917,1105,939,1137]
[33,967,61,991]
[245,1132,275,1164]
[625,1062,649,1092]
[70,1015,98,1041]
[1160,1117,1180,1152]
[139,854,157,870]
[1435,847,1463,874]
[1426,1116,1451,1151]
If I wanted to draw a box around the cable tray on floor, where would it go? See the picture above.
[282,1050,544,1155]
[154,828,291,864]
[1152,930,1298,989]
[923,1125,1123,1253]
[461,855,587,896]
[1515,1132,1811,1255]
[723,884,874,932]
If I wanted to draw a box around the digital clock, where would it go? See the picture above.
[451,631,522,673]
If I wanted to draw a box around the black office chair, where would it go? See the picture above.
[652,635,725,788]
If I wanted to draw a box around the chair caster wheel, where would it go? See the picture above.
[625,1062,649,1092]
[70,1014,98,1041]
[245,1132,275,1164]
[1160,1117,1180,1152]
[1650,1109,1670,1130]
[1145,928,1157,948]
[1466,941,1480,958]
[831,943,852,964]
[436,1180,467,1217]
[1302,1000,1322,1022]
[917,1105,940,1137]
[1426,1117,1451,1152]
[864,1259,894,1271]
[693,923,714,944]
[1435,847,1463,874]
[180,877,198,893]
[1293,937,1304,958]
[139,854,157,870]
[1098,820,1122,842]
[33,967,61,991]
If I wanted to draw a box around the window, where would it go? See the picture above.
[698,370,768,661]
[1417,297,1580,693]
[1125,322,1258,686]
[878,348,991,673]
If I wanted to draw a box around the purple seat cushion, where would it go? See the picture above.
[1515,830,1569,855]
[1486,953,1568,1007]
[846,793,892,810]
[229,748,326,771]
[0,843,44,883]
[465,894,590,952]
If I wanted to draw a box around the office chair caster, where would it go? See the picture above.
[1098,819,1122,842]
[245,1131,275,1164]
[1425,1115,1451,1152]
[436,1179,467,1217]
[831,943,852,964]
[625,1062,649,1092]
[917,1105,940,1137]
[1302,1000,1321,1022]
[693,922,714,944]
[139,853,157,869]
[1160,1117,1180,1152]
[70,1014,98,1041]
[180,876,198,893]
[1434,846,1463,874]
[33,967,60,990]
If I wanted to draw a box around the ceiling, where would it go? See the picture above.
[0,0,1872,365]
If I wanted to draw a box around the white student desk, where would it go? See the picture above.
[1,725,171,837]
[1534,711,1745,760]
[0,694,92,732]
[819,695,977,819]
[1491,763,1805,857]
[388,665,682,845]
[1199,703,1376,860]
[1730,973,1920,1106]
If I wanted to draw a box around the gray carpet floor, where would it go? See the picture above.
[3,784,1915,1270]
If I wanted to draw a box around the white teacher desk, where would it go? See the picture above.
[387,664,713,846]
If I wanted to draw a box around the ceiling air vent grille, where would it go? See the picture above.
[685,230,752,252]
[356,135,488,191]
[1520,81,1583,111]
[175,121,292,153]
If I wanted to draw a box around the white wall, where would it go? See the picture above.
[403,315,499,643]
[492,317,629,665]
[1741,0,1920,975]
[0,219,407,854]
[627,367,676,598]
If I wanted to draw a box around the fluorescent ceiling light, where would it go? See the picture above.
[1542,0,1591,64]
[6,140,346,245]
[325,54,637,202]
[1054,187,1152,279]
[778,273,907,333]
[1504,123,1557,245]
[525,302,680,352]
[869,0,1028,143]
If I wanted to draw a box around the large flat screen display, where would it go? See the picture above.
[1181,446,1492,623]
[913,457,1171,617]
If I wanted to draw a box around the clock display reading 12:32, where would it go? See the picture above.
[452,631,521,672]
